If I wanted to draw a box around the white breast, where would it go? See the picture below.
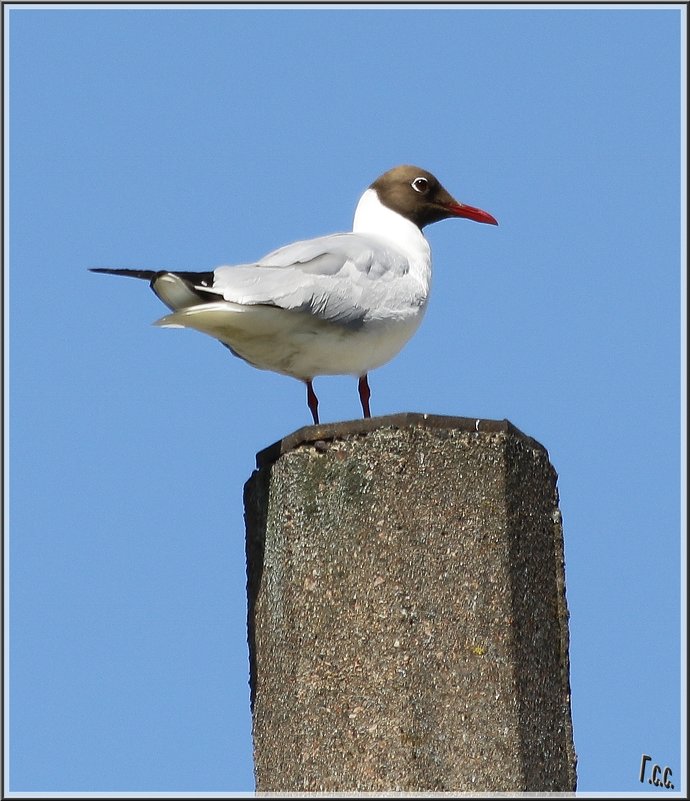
[353,189,432,299]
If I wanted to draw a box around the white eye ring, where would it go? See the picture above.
[411,177,429,194]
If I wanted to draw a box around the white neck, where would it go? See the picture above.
[352,189,430,260]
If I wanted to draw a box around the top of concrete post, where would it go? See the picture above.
[255,413,547,468]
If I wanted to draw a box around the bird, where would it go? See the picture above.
[91,165,497,424]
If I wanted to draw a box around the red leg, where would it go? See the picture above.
[306,379,319,424]
[358,374,371,418]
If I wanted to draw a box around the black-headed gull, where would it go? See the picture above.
[91,165,497,424]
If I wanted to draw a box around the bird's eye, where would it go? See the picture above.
[411,177,429,194]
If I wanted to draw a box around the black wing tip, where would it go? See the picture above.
[89,268,157,280]
[90,268,218,303]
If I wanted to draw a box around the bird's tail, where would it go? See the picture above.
[90,267,220,311]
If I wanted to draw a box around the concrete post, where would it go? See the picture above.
[244,414,576,792]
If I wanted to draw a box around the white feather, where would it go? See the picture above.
[152,191,433,379]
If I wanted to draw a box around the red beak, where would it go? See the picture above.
[445,202,498,226]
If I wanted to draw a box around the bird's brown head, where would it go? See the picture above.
[371,165,498,229]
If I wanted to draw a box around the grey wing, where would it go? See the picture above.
[205,234,410,326]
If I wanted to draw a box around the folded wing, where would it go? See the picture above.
[202,233,413,327]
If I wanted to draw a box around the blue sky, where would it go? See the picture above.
[5,3,685,795]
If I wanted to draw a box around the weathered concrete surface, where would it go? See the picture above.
[244,414,576,792]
